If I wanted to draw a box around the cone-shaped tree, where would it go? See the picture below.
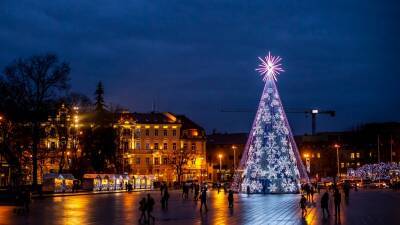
[238,52,307,194]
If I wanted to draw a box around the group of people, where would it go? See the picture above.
[300,182,349,222]
[138,194,156,224]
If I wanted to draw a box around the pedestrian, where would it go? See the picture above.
[300,195,307,218]
[310,185,315,203]
[333,188,341,218]
[320,191,330,218]
[160,182,165,195]
[343,182,350,204]
[194,183,200,201]
[246,185,250,195]
[163,187,170,209]
[146,194,155,224]
[200,188,208,212]
[138,197,147,224]
[228,190,234,208]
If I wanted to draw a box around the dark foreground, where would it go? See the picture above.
[0,189,399,225]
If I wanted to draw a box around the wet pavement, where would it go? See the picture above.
[0,189,399,225]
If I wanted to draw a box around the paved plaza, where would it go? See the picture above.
[0,189,399,225]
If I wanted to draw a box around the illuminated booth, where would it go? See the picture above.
[42,173,76,193]
[82,174,102,191]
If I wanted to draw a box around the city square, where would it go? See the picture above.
[1,189,400,225]
[1,0,400,225]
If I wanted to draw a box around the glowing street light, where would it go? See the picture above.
[218,154,223,181]
[232,145,237,171]
[334,144,340,178]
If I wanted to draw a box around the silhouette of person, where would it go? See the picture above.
[228,190,234,208]
[334,189,341,219]
[138,197,147,223]
[146,194,155,224]
[300,195,307,218]
[321,191,330,218]
[200,188,208,212]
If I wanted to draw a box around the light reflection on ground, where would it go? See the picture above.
[0,189,398,225]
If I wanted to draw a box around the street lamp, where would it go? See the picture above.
[232,145,237,171]
[218,154,222,181]
[303,153,311,174]
[334,144,340,178]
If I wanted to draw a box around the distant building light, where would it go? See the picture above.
[312,109,318,114]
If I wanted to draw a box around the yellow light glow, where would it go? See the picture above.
[218,154,222,159]
[136,125,141,128]
[154,125,159,129]
[163,125,168,129]
[145,125,150,129]
[172,125,177,129]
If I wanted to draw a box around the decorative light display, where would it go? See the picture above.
[236,52,308,194]
[347,162,400,180]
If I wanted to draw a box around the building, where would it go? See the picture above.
[206,133,247,182]
[296,122,400,178]
[115,111,207,184]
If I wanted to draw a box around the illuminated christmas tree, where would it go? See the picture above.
[238,52,308,194]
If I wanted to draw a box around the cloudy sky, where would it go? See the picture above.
[1,0,399,134]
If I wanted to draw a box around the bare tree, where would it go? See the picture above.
[167,149,195,185]
[0,53,70,189]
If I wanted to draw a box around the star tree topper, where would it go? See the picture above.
[255,52,284,81]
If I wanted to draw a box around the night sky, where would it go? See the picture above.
[1,0,399,134]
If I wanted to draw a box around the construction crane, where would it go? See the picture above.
[221,108,335,135]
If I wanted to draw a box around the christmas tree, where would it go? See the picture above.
[237,52,308,194]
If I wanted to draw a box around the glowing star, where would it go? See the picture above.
[255,52,284,81]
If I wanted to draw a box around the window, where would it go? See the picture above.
[146,157,150,165]
[341,162,345,168]
[136,158,141,165]
[163,158,168,165]
[356,162,360,166]
[145,143,150,150]
[172,143,177,150]
[154,158,160,165]
[183,143,187,150]
[163,129,167,136]
[317,153,321,158]
[123,141,129,151]
[50,159,55,164]
[163,143,168,150]
[356,152,360,158]
[172,130,177,136]
[154,143,159,150]
[145,129,149,136]
[155,129,158,136]
[350,153,355,159]
[191,143,196,151]
[135,143,140,150]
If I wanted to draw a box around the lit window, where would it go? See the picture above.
[317,153,321,158]
[172,143,177,150]
[173,130,177,136]
[145,143,150,150]
[163,158,168,165]
[136,143,140,150]
[145,129,149,136]
[155,130,158,136]
[136,158,141,165]
[163,143,168,150]
[146,157,150,165]
[183,143,187,150]
[341,162,345,168]
[350,153,355,159]
[356,162,360,166]
[155,158,160,165]
[356,153,360,158]
[163,129,167,136]
[154,143,159,150]
[191,143,196,151]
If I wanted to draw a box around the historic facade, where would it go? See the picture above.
[115,111,207,184]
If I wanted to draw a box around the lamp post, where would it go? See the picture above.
[303,153,311,174]
[218,154,222,181]
[232,145,237,171]
[334,144,340,178]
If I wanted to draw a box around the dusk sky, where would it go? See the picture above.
[1,0,399,134]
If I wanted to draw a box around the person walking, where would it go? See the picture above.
[320,191,330,218]
[163,187,170,209]
[138,197,147,224]
[310,185,315,203]
[343,181,350,204]
[200,188,208,212]
[194,183,200,201]
[333,188,341,218]
[228,190,234,208]
[300,195,307,218]
[146,194,155,224]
